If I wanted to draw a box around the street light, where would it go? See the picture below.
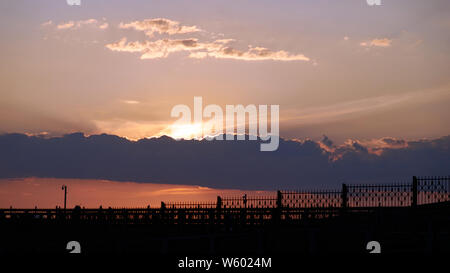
[62,185,67,210]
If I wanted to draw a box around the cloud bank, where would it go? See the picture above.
[0,133,448,190]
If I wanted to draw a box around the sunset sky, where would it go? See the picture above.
[1,0,449,144]
[0,177,273,208]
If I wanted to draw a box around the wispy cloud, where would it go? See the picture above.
[360,38,392,47]
[106,20,310,62]
[122,100,140,104]
[106,38,204,59]
[99,22,109,29]
[43,17,309,62]
[189,45,310,61]
[283,95,407,125]
[44,19,108,30]
[57,21,76,30]
[41,20,53,27]
[282,86,449,125]
[119,18,201,37]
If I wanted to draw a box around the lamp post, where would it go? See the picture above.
[62,185,67,210]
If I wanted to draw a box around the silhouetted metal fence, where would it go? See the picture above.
[0,176,448,225]
[416,176,450,205]
[346,182,412,207]
[282,190,342,208]
[164,201,217,209]
[221,194,277,209]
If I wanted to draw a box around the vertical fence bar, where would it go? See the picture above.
[341,184,348,208]
[412,176,418,207]
[216,196,222,224]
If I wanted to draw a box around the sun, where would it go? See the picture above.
[167,123,203,140]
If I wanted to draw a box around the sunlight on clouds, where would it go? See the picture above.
[119,18,201,37]
[105,18,310,62]
[122,100,140,104]
[44,19,109,30]
[57,21,75,30]
[99,22,109,29]
[165,122,203,140]
[189,45,310,61]
[151,187,213,196]
[106,37,310,61]
[360,38,392,47]
[93,120,165,140]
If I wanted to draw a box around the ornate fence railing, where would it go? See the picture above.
[416,176,450,205]
[282,190,342,208]
[346,183,413,207]
[0,176,448,225]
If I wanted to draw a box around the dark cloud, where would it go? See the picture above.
[351,140,368,153]
[321,135,334,147]
[381,137,406,146]
[0,133,448,190]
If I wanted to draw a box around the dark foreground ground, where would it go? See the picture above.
[0,204,449,255]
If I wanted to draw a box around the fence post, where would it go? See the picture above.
[412,176,418,207]
[272,190,283,224]
[276,191,283,209]
[216,196,222,224]
[216,196,222,210]
[341,184,348,209]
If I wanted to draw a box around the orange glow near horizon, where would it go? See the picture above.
[166,122,204,140]
[0,178,274,208]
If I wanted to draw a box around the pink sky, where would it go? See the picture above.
[0,177,273,208]
[1,1,449,143]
